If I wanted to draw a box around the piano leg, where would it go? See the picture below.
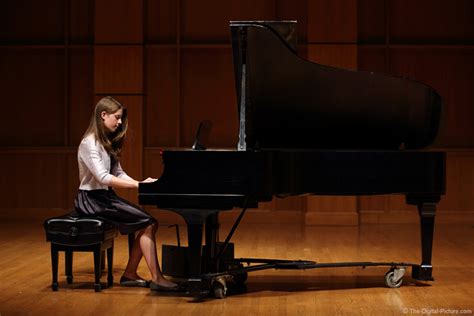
[171,209,220,295]
[204,213,220,272]
[412,201,437,281]
[205,213,219,260]
[186,222,205,293]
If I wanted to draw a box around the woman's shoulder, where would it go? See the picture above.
[80,133,92,142]
[80,133,99,148]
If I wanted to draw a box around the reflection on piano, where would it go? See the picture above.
[138,21,446,298]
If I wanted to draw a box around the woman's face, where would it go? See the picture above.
[101,109,123,133]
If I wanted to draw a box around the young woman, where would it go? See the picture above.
[74,96,179,291]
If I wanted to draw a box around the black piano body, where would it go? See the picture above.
[139,21,445,298]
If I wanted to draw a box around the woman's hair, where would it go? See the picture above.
[83,96,128,159]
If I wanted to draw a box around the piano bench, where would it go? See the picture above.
[43,214,118,292]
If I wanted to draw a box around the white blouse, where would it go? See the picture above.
[78,134,133,190]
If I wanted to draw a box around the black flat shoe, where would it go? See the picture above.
[120,276,150,288]
[150,281,183,292]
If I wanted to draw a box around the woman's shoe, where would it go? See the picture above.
[120,276,150,288]
[150,281,183,292]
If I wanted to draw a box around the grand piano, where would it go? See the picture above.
[139,21,446,298]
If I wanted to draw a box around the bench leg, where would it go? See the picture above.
[101,251,106,271]
[65,250,73,284]
[51,245,59,291]
[93,246,102,292]
[128,233,135,255]
[107,243,114,288]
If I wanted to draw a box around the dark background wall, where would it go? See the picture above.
[0,0,473,225]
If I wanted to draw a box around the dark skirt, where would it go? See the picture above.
[74,189,156,235]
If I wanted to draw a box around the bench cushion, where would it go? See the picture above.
[44,214,117,246]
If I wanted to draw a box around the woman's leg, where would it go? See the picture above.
[139,223,177,287]
[124,223,177,287]
[123,230,145,280]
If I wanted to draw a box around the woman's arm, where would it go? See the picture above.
[109,175,140,189]
[109,175,157,189]
[110,161,157,188]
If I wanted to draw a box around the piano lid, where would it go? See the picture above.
[230,21,443,151]
[230,20,298,52]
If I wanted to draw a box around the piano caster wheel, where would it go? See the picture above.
[385,267,406,288]
[213,278,227,299]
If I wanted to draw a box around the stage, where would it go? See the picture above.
[0,217,472,315]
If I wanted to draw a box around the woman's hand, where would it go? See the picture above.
[141,177,158,183]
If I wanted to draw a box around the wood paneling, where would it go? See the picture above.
[94,0,144,44]
[359,195,419,224]
[358,1,474,150]
[148,0,308,44]
[180,47,238,147]
[0,47,65,146]
[69,0,93,44]
[146,47,179,147]
[147,0,178,43]
[308,0,358,43]
[388,47,474,148]
[388,0,474,44]
[69,47,94,146]
[144,149,164,180]
[66,153,80,209]
[438,151,474,213]
[357,46,386,74]
[181,0,276,43]
[275,0,309,43]
[94,45,144,94]
[258,196,305,213]
[0,149,75,209]
[359,151,474,224]
[306,1,359,225]
[2,0,474,225]
[0,0,65,44]
[306,196,358,225]
[308,44,358,70]
[357,0,385,44]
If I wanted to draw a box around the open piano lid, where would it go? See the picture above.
[230,21,443,151]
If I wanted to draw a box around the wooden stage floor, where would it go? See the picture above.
[0,218,473,315]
